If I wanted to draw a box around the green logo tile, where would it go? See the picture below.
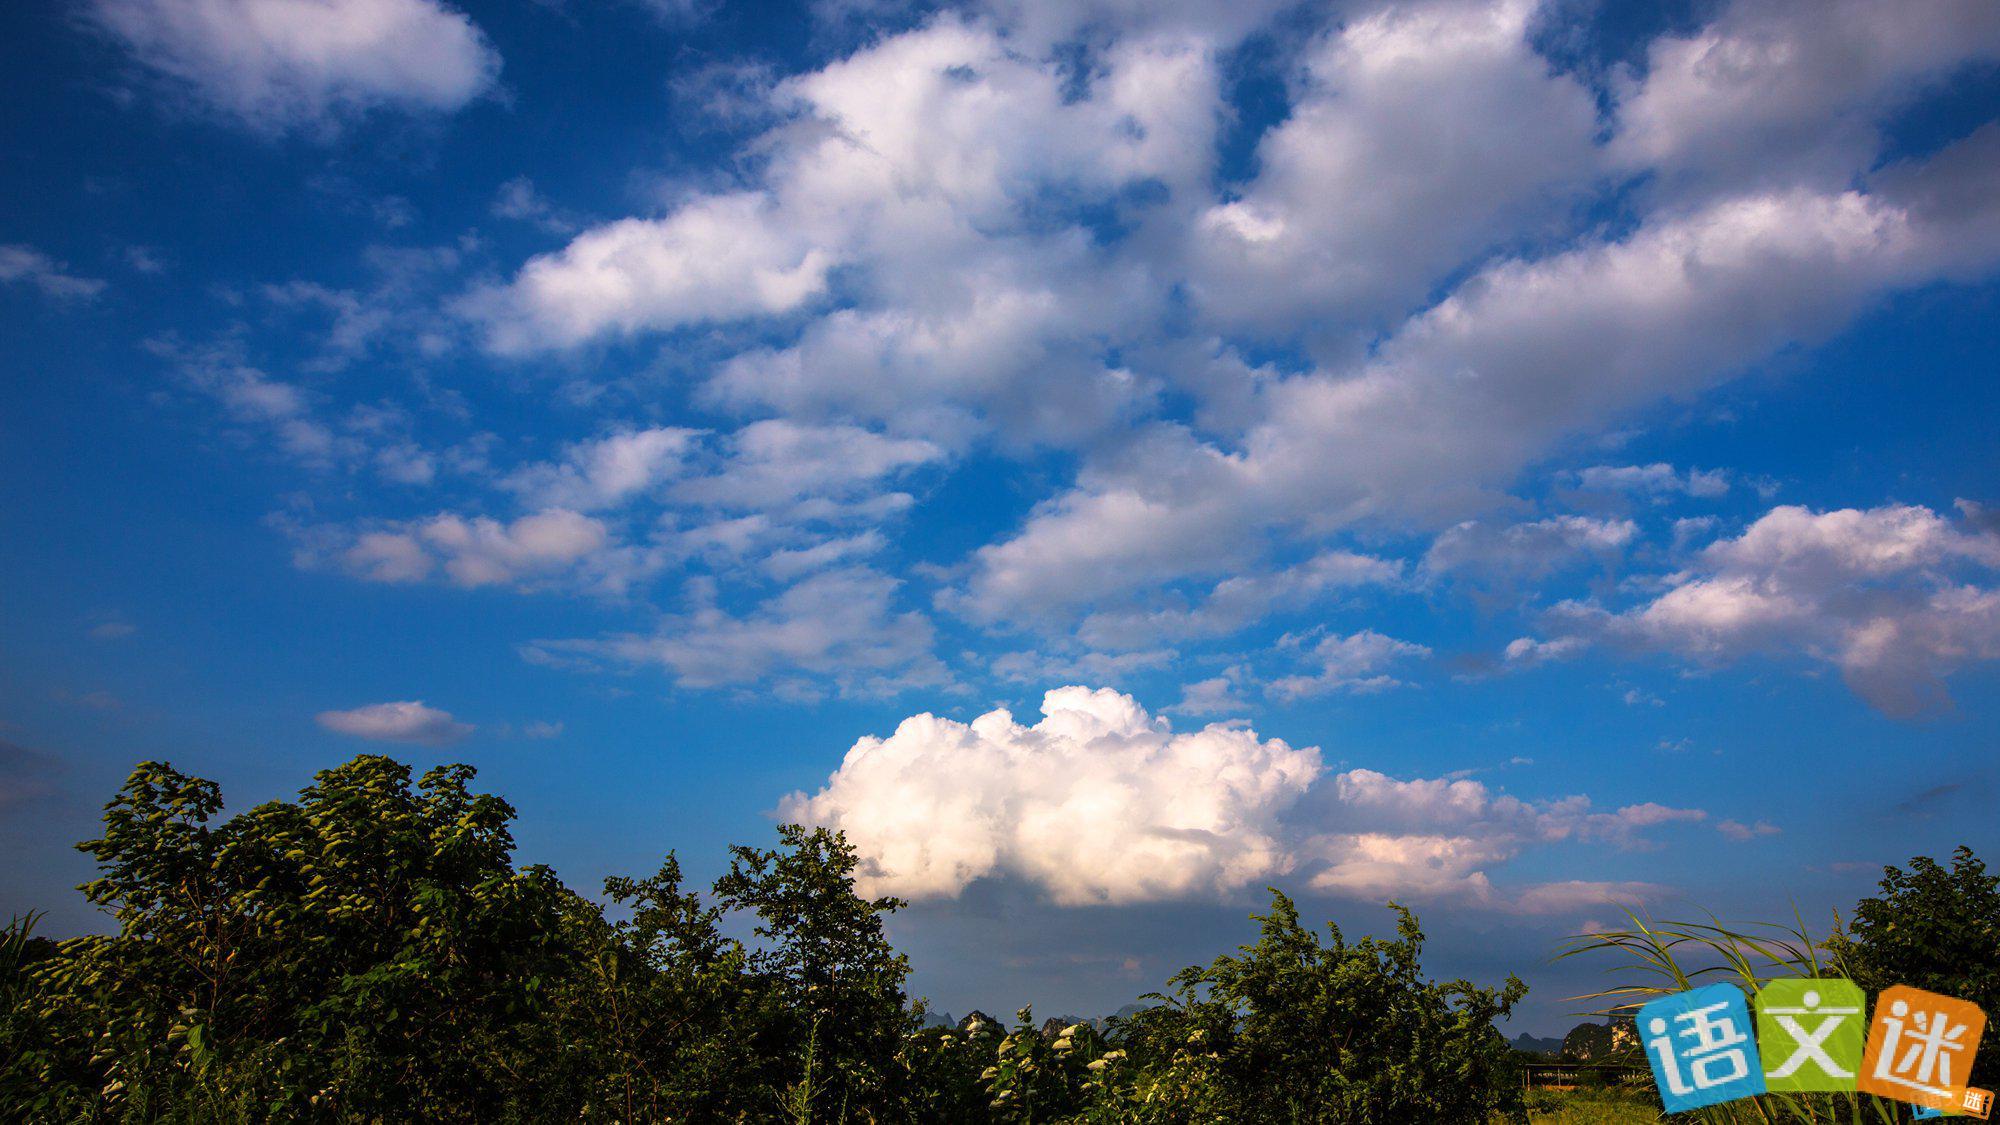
[1755,978,1866,1092]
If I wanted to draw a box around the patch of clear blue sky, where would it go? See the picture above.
[1,0,1997,1034]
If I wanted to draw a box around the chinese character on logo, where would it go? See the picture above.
[1858,985,1986,1112]
[1639,984,1767,1112]
[1755,978,1864,1092]
[1912,1086,1993,1121]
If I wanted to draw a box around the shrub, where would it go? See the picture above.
[1,756,1536,1123]
[1827,846,2000,1092]
[1107,891,1526,1123]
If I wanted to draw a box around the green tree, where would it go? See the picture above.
[714,822,914,1121]
[981,1007,1102,1122]
[1124,890,1526,1124]
[899,1014,1003,1122]
[1829,845,2000,1092]
[12,756,573,1121]
[539,855,778,1122]
[2,754,1544,1124]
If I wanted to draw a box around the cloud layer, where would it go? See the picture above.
[785,688,1712,911]
[316,700,474,745]
[92,0,500,133]
[1541,502,2000,716]
[128,0,2000,718]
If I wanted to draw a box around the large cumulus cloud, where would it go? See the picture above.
[784,688,1716,911]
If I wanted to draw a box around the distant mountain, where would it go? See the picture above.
[1083,1002,1154,1032]
[1561,1016,1640,1062]
[1509,1032,1564,1056]
[956,1010,1000,1036]
[941,1002,1156,1038]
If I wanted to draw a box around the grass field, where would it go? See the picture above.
[1521,1087,1661,1124]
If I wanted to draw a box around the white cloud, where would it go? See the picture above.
[491,176,579,234]
[476,16,1220,446]
[1717,818,1781,841]
[326,508,625,592]
[1268,629,1431,699]
[1543,502,2000,716]
[448,419,943,599]
[1304,768,1699,910]
[1168,670,1250,716]
[1612,0,2000,190]
[760,530,886,581]
[977,0,1296,49]
[628,421,945,580]
[1075,549,1403,649]
[947,464,1259,627]
[786,689,1703,910]
[530,566,943,696]
[504,426,702,510]
[92,0,501,134]
[159,340,353,469]
[209,0,2000,716]
[124,245,167,274]
[469,193,835,352]
[1506,880,1668,914]
[0,246,106,300]
[1570,463,1730,499]
[339,529,434,582]
[406,508,611,588]
[669,420,943,512]
[783,686,1324,904]
[1424,515,1637,583]
[1327,768,1707,850]
[958,139,2000,625]
[421,0,2000,698]
[316,700,473,745]
[988,648,1174,685]
[1187,0,1599,337]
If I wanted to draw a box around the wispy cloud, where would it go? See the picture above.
[316,700,474,745]
[0,245,106,300]
[90,0,501,135]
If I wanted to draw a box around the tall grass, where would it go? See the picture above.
[1555,908,1902,1125]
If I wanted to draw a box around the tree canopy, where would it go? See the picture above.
[5,753,1528,1122]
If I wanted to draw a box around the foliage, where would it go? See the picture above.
[900,1011,1006,1121]
[1826,845,2000,1091]
[1518,1085,1660,1125]
[1557,847,1999,1124]
[535,855,779,1121]
[1,754,1539,1123]
[7,756,576,1122]
[977,1007,1108,1121]
[1557,908,1882,1124]
[0,757,907,1122]
[1111,891,1528,1123]
[715,823,914,1119]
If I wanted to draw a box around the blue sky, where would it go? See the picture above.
[2,0,1998,1035]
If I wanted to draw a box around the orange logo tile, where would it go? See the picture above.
[1858,985,1986,1111]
